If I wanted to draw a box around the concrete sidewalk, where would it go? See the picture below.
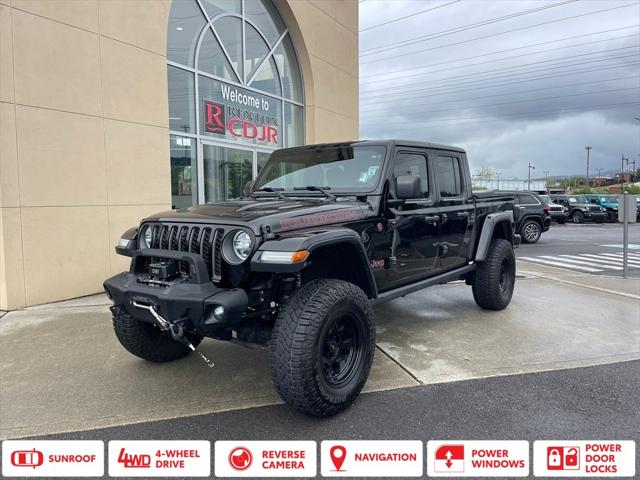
[1,261,639,439]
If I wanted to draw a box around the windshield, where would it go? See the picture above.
[600,196,616,203]
[569,196,587,204]
[254,145,386,194]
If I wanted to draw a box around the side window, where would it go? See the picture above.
[435,155,463,198]
[393,152,429,198]
[517,194,538,205]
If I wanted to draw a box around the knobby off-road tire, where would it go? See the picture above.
[472,238,516,311]
[269,279,375,417]
[520,219,541,243]
[572,210,584,224]
[112,308,202,363]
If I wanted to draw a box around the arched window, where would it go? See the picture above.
[167,0,304,207]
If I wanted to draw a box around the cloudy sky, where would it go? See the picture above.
[358,0,640,180]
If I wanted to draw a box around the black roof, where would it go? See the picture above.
[279,140,466,154]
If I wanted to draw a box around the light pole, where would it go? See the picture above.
[527,163,535,191]
[621,155,627,192]
[597,167,603,186]
[543,170,550,193]
[495,171,501,190]
[585,146,592,187]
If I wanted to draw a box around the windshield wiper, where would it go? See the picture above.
[293,185,336,201]
[253,186,287,200]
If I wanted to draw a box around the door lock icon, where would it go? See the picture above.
[547,446,580,470]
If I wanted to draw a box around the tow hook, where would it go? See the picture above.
[131,301,215,368]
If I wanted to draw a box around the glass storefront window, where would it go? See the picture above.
[167,0,304,206]
[285,103,303,148]
[203,145,253,202]
[214,16,243,80]
[167,0,207,67]
[199,28,238,82]
[168,66,196,134]
[244,0,285,47]
[274,35,303,102]
[201,0,241,17]
[170,135,198,209]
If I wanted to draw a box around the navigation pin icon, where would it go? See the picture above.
[330,445,347,471]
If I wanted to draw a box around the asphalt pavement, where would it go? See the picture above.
[517,222,640,276]
[36,360,640,479]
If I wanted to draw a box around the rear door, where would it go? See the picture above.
[385,150,440,287]
[433,154,473,271]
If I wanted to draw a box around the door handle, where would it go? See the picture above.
[424,215,439,223]
[457,211,470,218]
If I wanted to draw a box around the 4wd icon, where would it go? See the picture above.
[434,445,464,473]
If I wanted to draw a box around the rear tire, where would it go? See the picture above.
[269,279,375,417]
[112,307,202,363]
[606,211,617,223]
[520,219,541,243]
[472,238,515,311]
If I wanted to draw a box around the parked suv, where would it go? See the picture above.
[584,194,618,223]
[551,195,606,224]
[105,140,519,417]
[498,191,550,243]
[539,194,569,224]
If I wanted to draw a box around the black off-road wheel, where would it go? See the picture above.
[520,219,541,243]
[269,279,375,417]
[572,210,584,224]
[112,307,202,363]
[472,238,516,310]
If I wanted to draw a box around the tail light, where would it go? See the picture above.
[543,204,550,213]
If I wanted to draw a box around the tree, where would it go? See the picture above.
[476,166,494,180]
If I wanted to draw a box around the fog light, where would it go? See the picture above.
[214,306,225,318]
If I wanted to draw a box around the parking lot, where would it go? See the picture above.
[1,224,638,443]
[516,222,640,276]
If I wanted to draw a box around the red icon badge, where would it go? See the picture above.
[228,447,252,471]
[434,445,464,473]
[330,445,347,471]
[11,449,44,468]
[547,446,580,470]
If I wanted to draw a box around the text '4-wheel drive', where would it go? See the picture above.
[105,140,520,417]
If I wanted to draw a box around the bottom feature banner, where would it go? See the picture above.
[426,440,529,477]
[533,440,636,477]
[214,440,317,477]
[320,440,423,477]
[107,440,210,477]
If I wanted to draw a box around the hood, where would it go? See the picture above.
[143,197,370,235]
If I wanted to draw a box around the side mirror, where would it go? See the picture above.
[396,175,421,199]
[244,180,255,197]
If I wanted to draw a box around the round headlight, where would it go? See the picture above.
[222,230,253,264]
[139,226,152,249]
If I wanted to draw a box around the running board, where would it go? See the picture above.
[373,264,476,305]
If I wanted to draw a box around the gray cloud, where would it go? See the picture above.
[359,0,640,178]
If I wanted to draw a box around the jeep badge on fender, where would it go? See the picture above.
[104,140,520,417]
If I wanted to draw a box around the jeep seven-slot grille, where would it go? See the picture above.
[148,223,224,283]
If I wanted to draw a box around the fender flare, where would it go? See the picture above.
[251,228,378,298]
[475,211,514,262]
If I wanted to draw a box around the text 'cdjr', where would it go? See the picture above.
[104,140,520,416]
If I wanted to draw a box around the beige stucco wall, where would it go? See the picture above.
[0,0,358,310]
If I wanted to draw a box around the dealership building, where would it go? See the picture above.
[0,0,358,310]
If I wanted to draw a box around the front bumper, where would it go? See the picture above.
[542,215,551,232]
[584,211,606,221]
[103,249,247,334]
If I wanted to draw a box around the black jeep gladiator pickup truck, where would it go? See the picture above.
[104,140,519,417]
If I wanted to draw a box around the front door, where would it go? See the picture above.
[385,150,440,288]
[200,141,274,203]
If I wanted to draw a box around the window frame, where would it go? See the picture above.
[391,149,433,205]
[433,153,465,201]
